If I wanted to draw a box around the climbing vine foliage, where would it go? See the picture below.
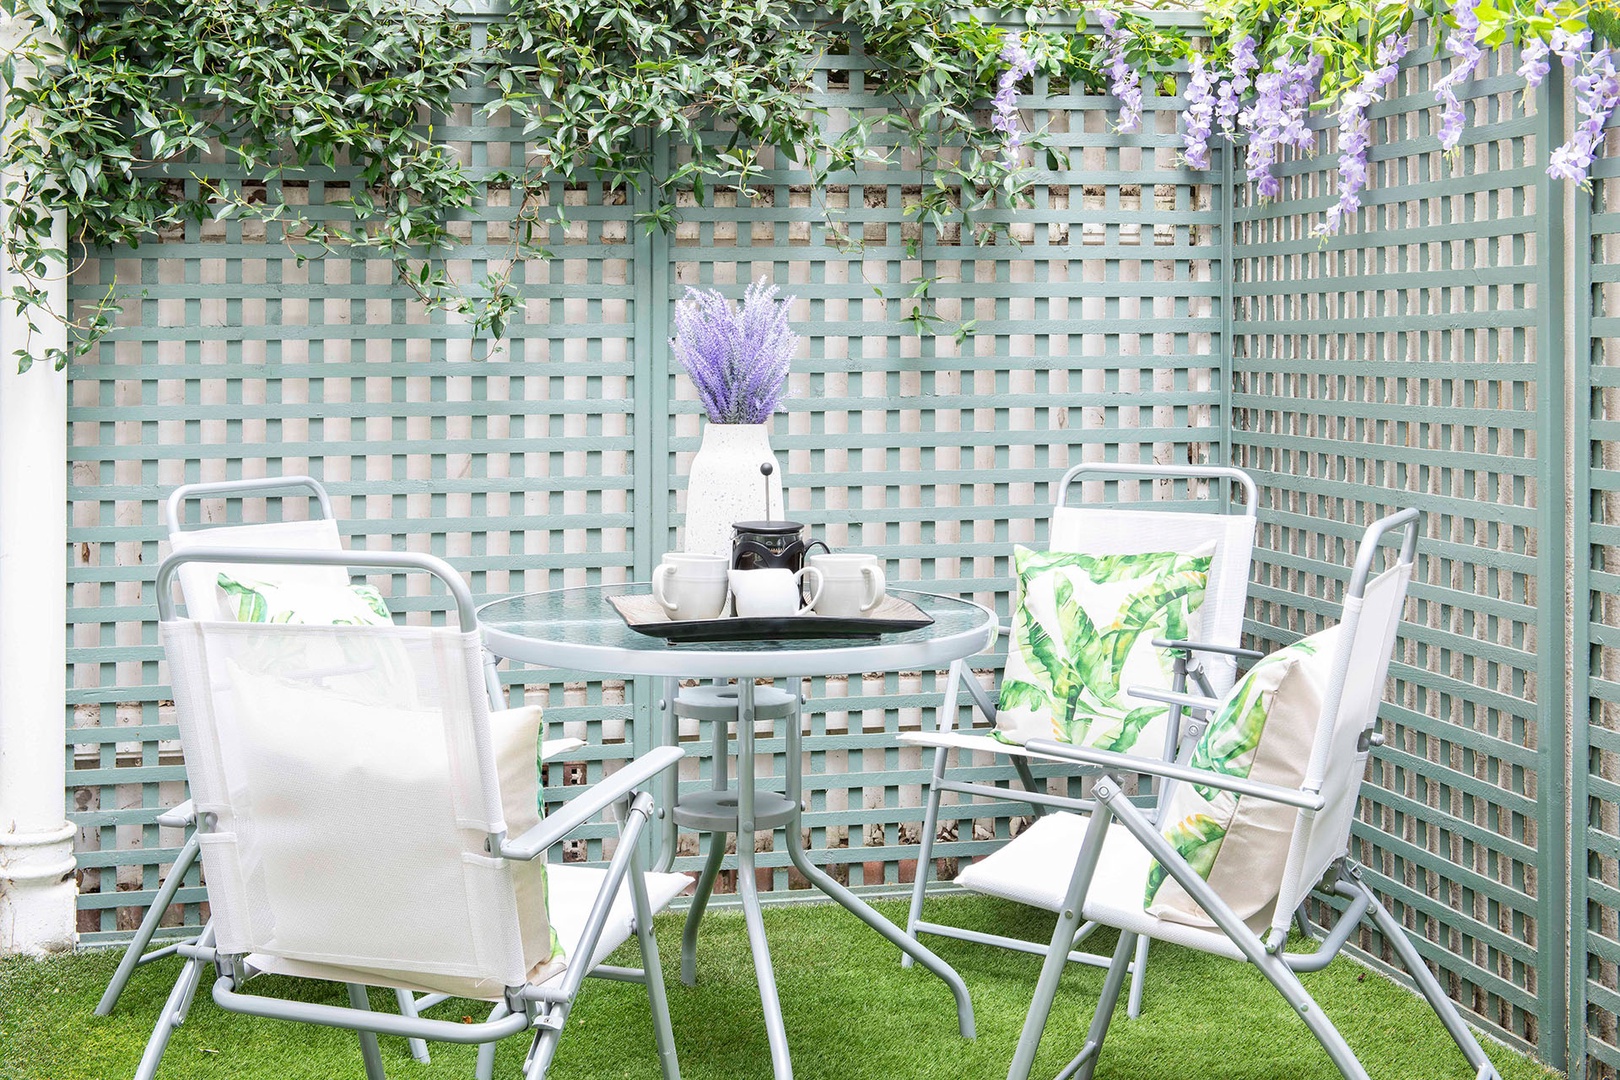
[0,0,1614,373]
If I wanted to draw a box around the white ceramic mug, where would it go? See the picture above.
[727,567,823,618]
[653,552,730,621]
[807,552,886,618]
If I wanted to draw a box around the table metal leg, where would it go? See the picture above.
[681,833,727,986]
[782,691,977,1041]
[682,709,735,983]
[656,676,679,874]
[736,681,794,1080]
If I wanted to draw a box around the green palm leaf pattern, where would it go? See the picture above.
[1101,567,1210,679]
[217,574,269,622]
[1144,812,1227,906]
[1092,704,1168,754]
[1188,638,1318,798]
[1005,546,1211,749]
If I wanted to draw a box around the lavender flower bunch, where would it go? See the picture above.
[671,279,799,426]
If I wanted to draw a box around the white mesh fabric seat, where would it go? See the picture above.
[955,813,1247,963]
[102,475,582,1069]
[135,548,686,1080]
[1000,510,1503,1080]
[900,462,1258,1018]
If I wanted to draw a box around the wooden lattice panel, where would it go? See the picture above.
[1229,22,1561,1060]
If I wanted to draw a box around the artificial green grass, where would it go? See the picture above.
[1,895,1558,1080]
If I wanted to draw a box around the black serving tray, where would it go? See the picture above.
[608,593,934,643]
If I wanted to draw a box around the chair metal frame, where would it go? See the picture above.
[136,547,683,1080]
[901,462,1259,1019]
[1003,509,1500,1080]
[101,476,581,1072]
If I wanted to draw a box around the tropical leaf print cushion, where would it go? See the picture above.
[1144,626,1339,930]
[993,543,1214,752]
[216,572,393,626]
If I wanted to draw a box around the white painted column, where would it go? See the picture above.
[0,12,76,956]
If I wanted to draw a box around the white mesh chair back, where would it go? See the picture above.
[1271,538,1415,936]
[162,617,551,997]
[169,518,347,620]
[1049,506,1254,696]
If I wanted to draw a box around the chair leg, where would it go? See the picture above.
[1068,931,1137,1080]
[1247,950,1370,1080]
[1357,878,1501,1080]
[347,984,389,1080]
[902,745,951,969]
[631,860,682,1080]
[392,989,431,1064]
[98,831,201,1016]
[523,1004,570,1080]
[1007,897,1086,1080]
[1124,934,1150,1020]
[133,923,213,1080]
[475,1001,509,1080]
[1011,756,1047,818]
[681,831,728,986]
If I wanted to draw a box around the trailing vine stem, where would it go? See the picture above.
[1,0,1616,373]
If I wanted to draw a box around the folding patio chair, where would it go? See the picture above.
[898,462,1257,1018]
[99,476,582,1068]
[997,508,1500,1080]
[136,546,689,1080]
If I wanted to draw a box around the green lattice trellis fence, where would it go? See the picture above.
[62,11,1591,1075]
[1229,20,1565,1065]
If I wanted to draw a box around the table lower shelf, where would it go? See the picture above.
[674,788,798,831]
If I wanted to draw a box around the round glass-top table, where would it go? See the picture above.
[478,583,998,680]
[479,583,996,1080]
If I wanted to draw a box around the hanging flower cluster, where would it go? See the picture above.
[993,34,1038,166]
[1314,34,1411,239]
[1096,8,1143,134]
[1551,47,1620,180]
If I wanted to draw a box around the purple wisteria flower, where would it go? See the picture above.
[1549,46,1620,185]
[1315,33,1411,238]
[1217,35,1259,141]
[671,278,799,425]
[1097,8,1143,135]
[1241,50,1320,201]
[994,33,1038,166]
[1182,54,1218,170]
[1433,0,1485,154]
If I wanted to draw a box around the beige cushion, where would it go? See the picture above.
[994,544,1213,752]
[1146,627,1338,930]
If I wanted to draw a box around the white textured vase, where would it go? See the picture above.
[682,423,784,558]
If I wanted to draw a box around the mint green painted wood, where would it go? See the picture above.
[55,13,1583,1074]
[1228,21,1562,1064]
[1577,79,1620,1080]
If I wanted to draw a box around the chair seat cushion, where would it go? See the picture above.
[954,811,1246,962]
[994,545,1213,754]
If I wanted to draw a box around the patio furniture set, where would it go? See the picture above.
[96,467,1499,1080]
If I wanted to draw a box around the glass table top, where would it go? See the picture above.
[478,583,998,679]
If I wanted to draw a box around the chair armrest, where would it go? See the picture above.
[1152,638,1266,661]
[156,800,196,829]
[1126,686,1222,715]
[499,746,685,861]
[1024,739,1324,811]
